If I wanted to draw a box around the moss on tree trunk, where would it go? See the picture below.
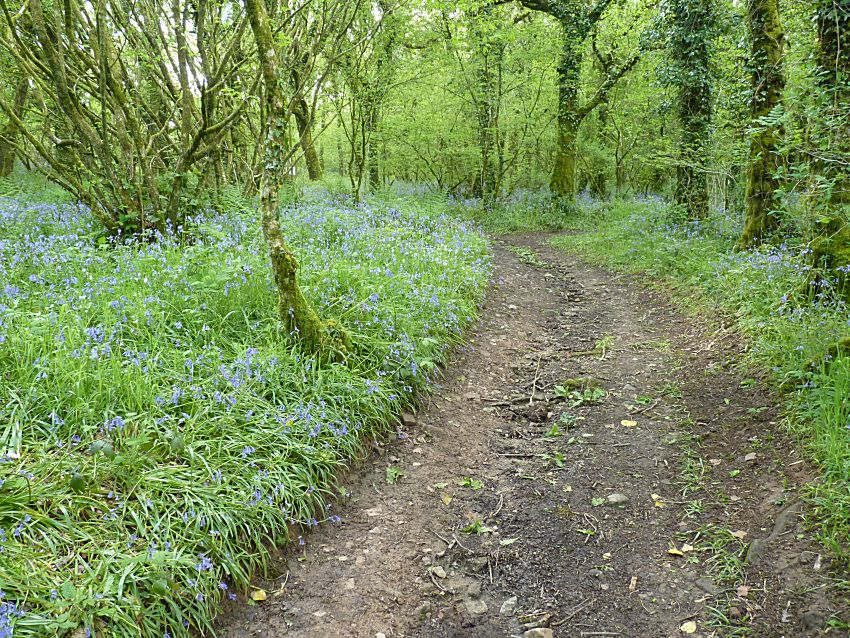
[739,0,786,248]
[670,0,715,220]
[293,97,323,181]
[246,0,349,358]
[550,37,581,200]
[0,76,29,177]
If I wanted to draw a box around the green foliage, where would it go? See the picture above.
[0,189,489,637]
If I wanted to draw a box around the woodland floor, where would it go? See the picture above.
[215,233,849,638]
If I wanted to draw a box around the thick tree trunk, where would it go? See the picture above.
[809,0,850,291]
[0,77,29,176]
[550,40,581,199]
[815,0,850,206]
[671,0,714,219]
[245,0,348,357]
[292,96,322,180]
[739,0,786,248]
[550,119,578,198]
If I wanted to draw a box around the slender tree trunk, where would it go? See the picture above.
[470,7,502,203]
[245,0,348,357]
[292,96,322,180]
[0,76,29,176]
[367,129,381,190]
[739,0,786,247]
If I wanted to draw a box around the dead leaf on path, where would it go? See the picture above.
[621,419,638,427]
[441,492,453,506]
[744,452,757,462]
[629,575,638,591]
[731,530,748,540]
[667,548,685,557]
[681,543,694,553]
[709,458,722,466]
[680,621,697,634]
[651,493,666,507]
[250,588,267,602]
[563,485,573,493]
[736,584,750,598]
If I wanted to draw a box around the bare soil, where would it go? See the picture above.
[216,233,849,638]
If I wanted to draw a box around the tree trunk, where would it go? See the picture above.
[292,96,322,180]
[245,0,348,357]
[470,6,503,204]
[809,0,850,291]
[671,0,715,219]
[551,117,578,199]
[739,0,786,247]
[0,76,29,176]
[815,0,850,205]
[550,37,581,199]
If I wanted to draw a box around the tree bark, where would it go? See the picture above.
[670,0,715,219]
[739,0,786,248]
[292,96,323,180]
[550,37,581,199]
[245,0,348,357]
[0,76,29,176]
[809,0,850,290]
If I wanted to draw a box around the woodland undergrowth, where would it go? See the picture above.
[0,181,489,637]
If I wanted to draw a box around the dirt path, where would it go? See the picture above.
[216,234,848,638]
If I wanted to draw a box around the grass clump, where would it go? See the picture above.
[552,197,850,561]
[0,192,489,637]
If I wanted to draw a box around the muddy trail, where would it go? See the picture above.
[217,234,848,638]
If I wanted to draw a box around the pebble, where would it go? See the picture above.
[401,412,417,427]
[431,565,446,578]
[500,596,518,615]
[607,493,629,505]
[464,599,488,616]
[523,629,554,638]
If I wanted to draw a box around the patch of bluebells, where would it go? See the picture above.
[0,195,489,637]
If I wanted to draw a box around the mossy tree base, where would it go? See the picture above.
[247,0,349,361]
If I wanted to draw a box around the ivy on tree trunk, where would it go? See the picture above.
[667,0,715,219]
[739,0,786,248]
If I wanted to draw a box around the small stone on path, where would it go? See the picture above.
[523,629,554,638]
[607,493,629,505]
[464,599,488,616]
[401,412,417,427]
[500,596,518,615]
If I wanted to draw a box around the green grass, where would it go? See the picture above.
[551,197,850,561]
[0,188,490,636]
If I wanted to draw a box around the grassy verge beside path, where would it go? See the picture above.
[0,192,489,637]
[550,198,850,563]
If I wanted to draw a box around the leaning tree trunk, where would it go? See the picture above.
[292,96,322,180]
[0,76,29,176]
[739,0,786,248]
[245,0,348,357]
